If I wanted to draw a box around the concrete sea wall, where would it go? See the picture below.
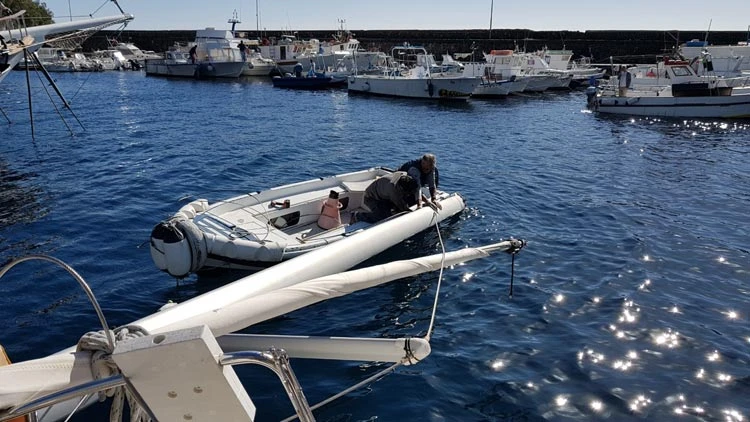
[83,28,750,65]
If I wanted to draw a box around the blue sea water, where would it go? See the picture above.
[1,70,749,421]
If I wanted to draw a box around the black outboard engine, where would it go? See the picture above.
[294,62,303,77]
[585,86,599,109]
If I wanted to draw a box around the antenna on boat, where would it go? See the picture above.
[703,19,712,45]
[488,0,494,40]
[228,9,240,36]
[255,0,260,32]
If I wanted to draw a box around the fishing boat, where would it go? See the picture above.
[144,28,245,79]
[586,58,750,118]
[149,167,466,277]
[0,219,525,421]
[347,46,480,100]
[0,7,133,85]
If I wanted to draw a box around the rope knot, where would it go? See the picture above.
[76,325,151,420]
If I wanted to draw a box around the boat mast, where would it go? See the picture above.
[703,19,712,44]
[256,0,259,32]
[488,0,493,39]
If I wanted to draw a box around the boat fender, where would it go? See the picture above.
[178,199,209,219]
[317,190,342,229]
[427,80,434,97]
[363,81,370,92]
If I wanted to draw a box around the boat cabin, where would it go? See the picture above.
[662,59,733,97]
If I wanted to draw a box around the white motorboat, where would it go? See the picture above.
[0,218,525,422]
[87,49,131,70]
[145,28,245,79]
[587,59,750,118]
[347,70,480,100]
[35,48,102,72]
[483,50,572,92]
[149,167,467,277]
[108,39,161,65]
[348,46,480,100]
[242,51,276,76]
[472,76,529,97]
[680,37,750,73]
[535,48,606,87]
[0,8,133,84]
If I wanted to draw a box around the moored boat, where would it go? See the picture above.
[347,46,479,100]
[149,167,467,277]
[587,59,750,118]
[145,28,245,79]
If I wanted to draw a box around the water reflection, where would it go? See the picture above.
[0,159,47,229]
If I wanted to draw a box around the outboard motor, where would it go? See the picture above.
[150,217,208,278]
[294,62,303,78]
[585,86,599,109]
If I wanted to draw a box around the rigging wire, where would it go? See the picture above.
[30,59,75,135]
[282,205,447,421]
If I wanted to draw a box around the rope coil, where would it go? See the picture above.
[77,325,151,421]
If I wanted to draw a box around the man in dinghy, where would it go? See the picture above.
[352,172,419,224]
[399,153,442,210]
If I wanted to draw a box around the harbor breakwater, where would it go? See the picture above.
[84,28,750,64]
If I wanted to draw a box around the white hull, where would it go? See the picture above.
[591,59,750,119]
[472,78,528,97]
[242,62,275,76]
[522,74,567,92]
[0,51,25,84]
[595,93,750,118]
[347,74,479,100]
[149,167,466,277]
[145,61,244,78]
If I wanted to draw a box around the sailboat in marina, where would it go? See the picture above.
[0,2,133,85]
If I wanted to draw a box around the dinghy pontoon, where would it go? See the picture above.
[149,167,466,277]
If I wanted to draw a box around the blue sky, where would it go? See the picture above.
[45,0,750,32]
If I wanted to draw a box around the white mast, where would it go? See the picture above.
[489,0,494,39]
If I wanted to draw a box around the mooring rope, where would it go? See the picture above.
[76,325,153,422]
[282,203,447,421]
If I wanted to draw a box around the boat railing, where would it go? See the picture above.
[0,345,316,422]
[0,9,29,48]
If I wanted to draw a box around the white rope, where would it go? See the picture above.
[76,325,152,422]
[283,206,448,421]
[424,208,446,342]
